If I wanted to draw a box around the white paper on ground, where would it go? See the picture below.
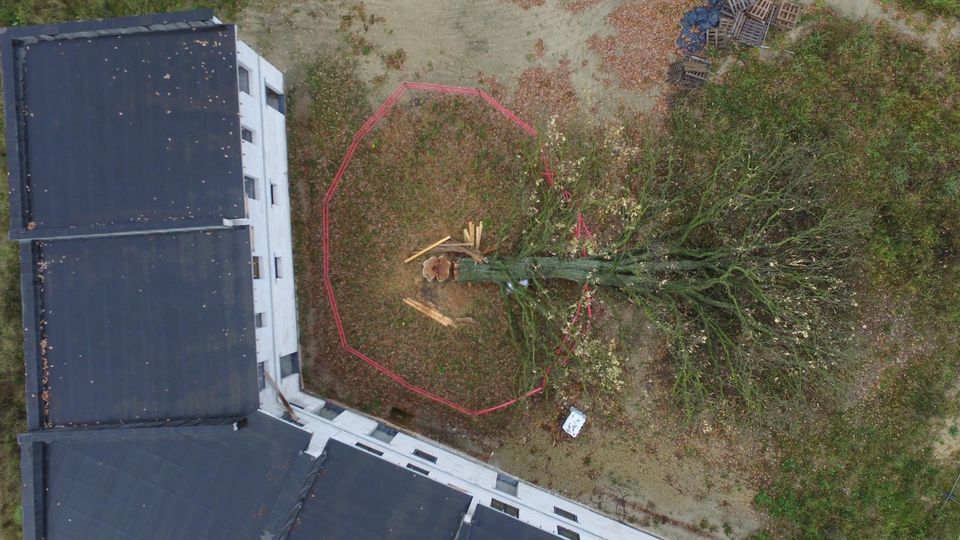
[562,407,586,437]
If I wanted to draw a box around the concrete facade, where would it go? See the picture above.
[237,40,302,401]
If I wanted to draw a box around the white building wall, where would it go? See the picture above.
[236,39,300,406]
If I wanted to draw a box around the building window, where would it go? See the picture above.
[274,256,283,278]
[241,127,254,143]
[265,85,285,114]
[554,507,578,522]
[557,526,581,540]
[371,423,398,444]
[238,65,250,94]
[280,352,300,378]
[255,312,265,328]
[412,449,437,463]
[257,362,266,391]
[252,256,262,279]
[317,401,344,420]
[244,175,258,200]
[354,442,383,456]
[406,463,429,476]
[270,183,278,205]
[495,473,519,496]
[490,499,520,518]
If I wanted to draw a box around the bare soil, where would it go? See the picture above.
[240,1,770,537]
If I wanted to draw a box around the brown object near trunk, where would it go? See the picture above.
[422,255,452,282]
[403,297,458,327]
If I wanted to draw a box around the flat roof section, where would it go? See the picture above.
[2,19,243,238]
[19,412,315,540]
[25,228,258,428]
[288,439,473,540]
[458,505,563,540]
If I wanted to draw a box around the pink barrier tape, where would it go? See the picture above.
[321,82,592,416]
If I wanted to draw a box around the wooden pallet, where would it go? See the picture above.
[711,14,736,45]
[773,1,801,30]
[681,56,712,88]
[731,12,747,40]
[724,0,754,14]
[737,17,769,47]
[747,0,774,20]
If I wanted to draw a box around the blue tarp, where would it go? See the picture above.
[678,0,724,53]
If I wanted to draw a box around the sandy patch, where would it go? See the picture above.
[238,0,686,121]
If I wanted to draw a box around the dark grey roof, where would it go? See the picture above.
[19,412,315,540]
[288,439,473,540]
[458,505,562,540]
[1,10,243,239]
[22,228,258,429]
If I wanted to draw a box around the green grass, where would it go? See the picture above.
[0,0,246,26]
[671,13,960,538]
[895,0,960,18]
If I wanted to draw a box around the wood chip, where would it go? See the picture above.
[404,235,452,263]
[403,297,458,327]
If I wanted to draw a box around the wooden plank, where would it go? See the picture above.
[475,222,483,250]
[427,244,487,263]
[403,297,457,327]
[404,235,452,263]
[263,371,299,422]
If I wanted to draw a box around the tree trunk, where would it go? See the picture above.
[456,255,720,289]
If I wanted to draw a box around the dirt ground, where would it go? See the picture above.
[233,1,809,537]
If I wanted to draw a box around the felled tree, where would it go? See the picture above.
[457,140,868,412]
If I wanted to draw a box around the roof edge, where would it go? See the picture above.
[0,9,215,39]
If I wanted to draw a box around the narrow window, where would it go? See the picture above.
[274,256,283,278]
[244,175,257,200]
[252,256,262,279]
[238,65,250,94]
[241,127,254,143]
[317,401,344,420]
[354,442,383,456]
[257,362,266,391]
[280,352,300,377]
[554,507,578,522]
[270,183,278,205]
[255,312,265,328]
[495,473,519,496]
[265,85,285,114]
[406,463,429,476]
[413,449,437,463]
[371,423,398,444]
[557,526,580,540]
[490,499,520,518]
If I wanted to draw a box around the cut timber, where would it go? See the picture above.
[475,222,483,250]
[429,244,486,263]
[263,371,299,422]
[403,297,458,327]
[405,235,451,263]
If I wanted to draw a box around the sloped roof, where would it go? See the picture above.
[458,505,564,540]
[23,229,258,428]
[288,439,474,540]
[1,10,243,239]
[19,412,315,540]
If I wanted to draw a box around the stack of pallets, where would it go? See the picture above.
[706,0,801,48]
